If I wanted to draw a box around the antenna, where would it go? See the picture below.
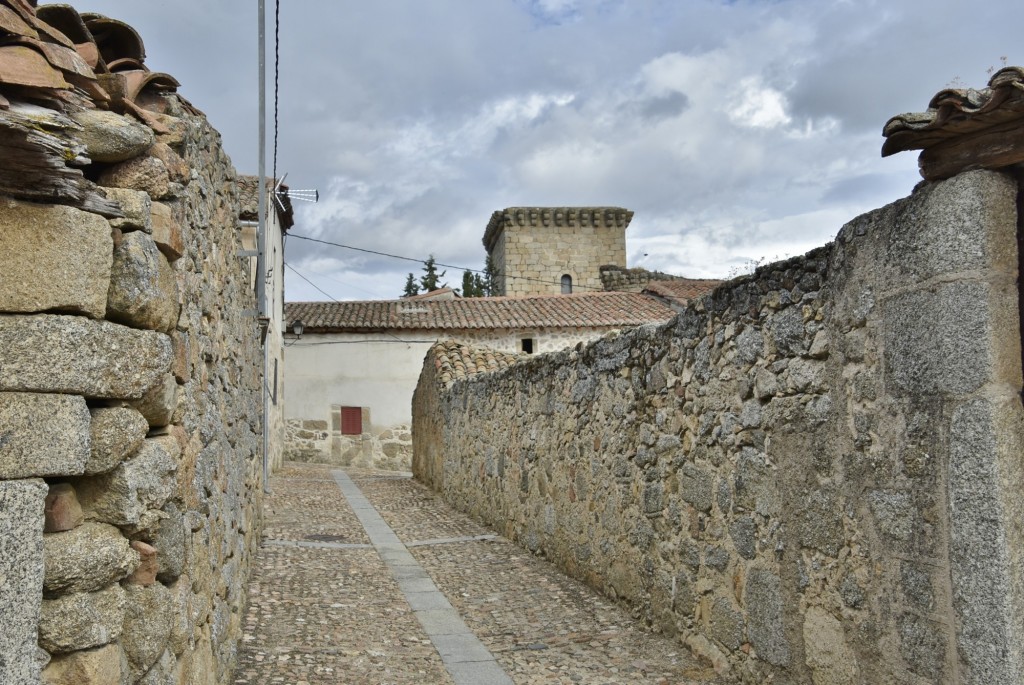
[272,172,318,212]
[282,189,319,203]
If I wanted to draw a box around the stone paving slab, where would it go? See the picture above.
[238,462,719,684]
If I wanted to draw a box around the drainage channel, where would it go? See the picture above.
[330,469,514,685]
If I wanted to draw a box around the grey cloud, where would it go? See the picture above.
[637,91,690,121]
[69,0,1022,299]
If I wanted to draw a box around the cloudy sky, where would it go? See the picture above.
[73,0,1018,301]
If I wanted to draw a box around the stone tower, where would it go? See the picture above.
[482,207,632,297]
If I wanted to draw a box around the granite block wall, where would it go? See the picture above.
[413,170,1024,684]
[0,93,264,683]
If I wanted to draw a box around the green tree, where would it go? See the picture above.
[420,255,447,292]
[461,269,479,297]
[402,272,419,297]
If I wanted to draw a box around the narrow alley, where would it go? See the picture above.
[233,462,719,685]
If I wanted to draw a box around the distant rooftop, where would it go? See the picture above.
[286,290,675,332]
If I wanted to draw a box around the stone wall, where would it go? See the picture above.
[599,264,690,292]
[0,86,264,684]
[284,418,412,472]
[282,326,625,471]
[413,170,1024,684]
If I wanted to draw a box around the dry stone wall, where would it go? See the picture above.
[0,92,264,683]
[414,170,1024,684]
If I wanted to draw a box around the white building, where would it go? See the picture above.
[282,289,681,469]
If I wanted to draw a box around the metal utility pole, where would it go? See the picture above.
[257,0,271,493]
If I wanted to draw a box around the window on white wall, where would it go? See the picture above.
[521,338,534,354]
[561,274,573,294]
[340,407,363,435]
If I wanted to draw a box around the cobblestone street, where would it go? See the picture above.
[234,462,719,684]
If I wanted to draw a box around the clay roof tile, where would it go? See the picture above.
[286,291,676,333]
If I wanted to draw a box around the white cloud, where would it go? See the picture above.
[71,0,1023,301]
[728,78,792,129]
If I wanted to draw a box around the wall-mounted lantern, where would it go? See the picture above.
[291,320,304,338]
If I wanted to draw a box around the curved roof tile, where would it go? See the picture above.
[286,291,676,333]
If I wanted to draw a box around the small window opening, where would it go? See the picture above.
[521,338,534,354]
[340,406,363,435]
[561,274,573,294]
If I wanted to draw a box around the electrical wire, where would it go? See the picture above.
[284,262,420,346]
[288,233,609,292]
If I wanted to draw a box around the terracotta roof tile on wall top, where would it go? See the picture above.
[882,66,1024,158]
[430,339,524,387]
[643,279,723,306]
[285,290,676,333]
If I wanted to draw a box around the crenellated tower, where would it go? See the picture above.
[482,207,632,297]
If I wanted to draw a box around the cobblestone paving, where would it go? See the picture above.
[236,462,719,684]
[262,463,370,545]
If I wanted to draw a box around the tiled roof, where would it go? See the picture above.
[285,291,675,332]
[238,175,295,230]
[429,340,523,387]
[642,279,722,306]
[882,66,1024,156]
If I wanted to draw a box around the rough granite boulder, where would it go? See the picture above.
[137,648,176,685]
[88,407,150,475]
[104,187,153,233]
[107,231,180,333]
[151,201,184,261]
[71,109,155,163]
[0,315,172,400]
[122,583,173,682]
[41,643,128,685]
[77,436,180,532]
[0,392,90,479]
[39,584,127,654]
[0,480,48,685]
[128,373,179,428]
[149,142,189,184]
[99,154,171,199]
[43,522,138,595]
[0,197,113,318]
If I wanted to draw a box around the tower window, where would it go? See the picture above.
[561,274,573,294]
